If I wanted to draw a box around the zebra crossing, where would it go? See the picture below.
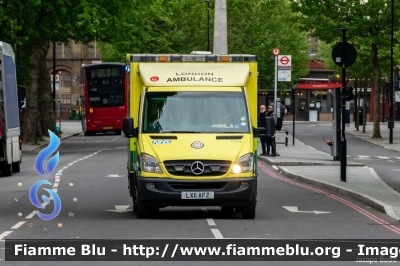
[349,155,400,161]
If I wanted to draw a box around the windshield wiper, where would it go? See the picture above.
[161,131,200,133]
[214,131,247,133]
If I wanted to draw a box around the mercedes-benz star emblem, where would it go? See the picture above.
[191,161,205,175]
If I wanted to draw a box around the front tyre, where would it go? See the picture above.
[241,195,256,219]
[1,163,13,177]
[136,190,159,218]
[12,161,21,173]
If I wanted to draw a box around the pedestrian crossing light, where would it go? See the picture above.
[395,73,400,91]
[345,86,353,101]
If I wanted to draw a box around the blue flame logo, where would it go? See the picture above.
[34,130,60,177]
[29,130,62,221]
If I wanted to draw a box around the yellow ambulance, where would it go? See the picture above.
[123,53,259,219]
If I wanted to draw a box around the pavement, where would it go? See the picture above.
[21,120,400,221]
[21,121,83,153]
[259,121,400,221]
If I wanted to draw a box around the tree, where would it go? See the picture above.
[0,0,137,143]
[100,0,212,61]
[291,0,400,138]
[100,0,310,94]
[227,0,309,91]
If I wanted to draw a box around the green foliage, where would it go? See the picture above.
[291,0,400,137]
[226,0,309,91]
[0,0,311,141]
[99,0,309,93]
[0,0,138,142]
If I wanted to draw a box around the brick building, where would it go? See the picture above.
[46,41,101,119]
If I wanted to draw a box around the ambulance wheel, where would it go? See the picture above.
[241,197,256,219]
[84,131,90,136]
[136,191,158,218]
[12,161,20,173]
[1,163,12,177]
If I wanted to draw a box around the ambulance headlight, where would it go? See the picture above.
[232,153,253,173]
[140,153,163,174]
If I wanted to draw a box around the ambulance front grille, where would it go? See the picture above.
[164,160,231,176]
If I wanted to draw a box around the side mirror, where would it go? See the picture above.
[123,117,136,138]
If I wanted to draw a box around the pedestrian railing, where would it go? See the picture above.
[275,130,288,146]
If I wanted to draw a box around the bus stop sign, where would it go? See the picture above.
[331,42,357,67]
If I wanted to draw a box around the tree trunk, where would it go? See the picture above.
[21,41,47,143]
[371,43,382,138]
[38,43,56,136]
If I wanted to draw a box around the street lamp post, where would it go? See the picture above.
[58,70,62,132]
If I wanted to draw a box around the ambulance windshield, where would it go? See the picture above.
[143,91,249,133]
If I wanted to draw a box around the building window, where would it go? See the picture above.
[86,41,101,59]
[57,70,71,104]
[55,43,72,59]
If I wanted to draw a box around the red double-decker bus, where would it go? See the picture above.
[80,63,128,136]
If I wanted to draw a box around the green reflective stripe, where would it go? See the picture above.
[253,137,258,175]
[129,151,135,172]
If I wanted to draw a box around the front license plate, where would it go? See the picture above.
[181,191,214,199]
[103,126,113,129]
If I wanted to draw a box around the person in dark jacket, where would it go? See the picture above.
[266,106,276,156]
[258,105,268,156]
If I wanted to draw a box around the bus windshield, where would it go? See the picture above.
[143,91,250,133]
[87,67,124,107]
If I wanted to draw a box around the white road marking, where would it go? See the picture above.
[10,221,26,229]
[105,174,124,178]
[388,160,395,163]
[26,211,37,219]
[0,231,13,241]
[378,156,390,159]
[106,205,132,213]
[206,218,216,226]
[211,228,224,239]
[359,156,370,158]
[283,206,331,214]
[111,136,121,142]
[272,165,279,170]
[8,150,106,237]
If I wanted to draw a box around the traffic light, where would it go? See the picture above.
[345,86,353,101]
